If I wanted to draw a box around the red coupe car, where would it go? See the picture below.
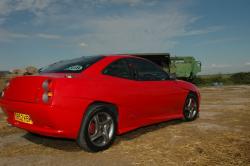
[0,55,200,152]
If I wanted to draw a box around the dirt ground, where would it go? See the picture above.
[0,85,250,166]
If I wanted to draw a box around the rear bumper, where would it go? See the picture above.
[0,98,90,139]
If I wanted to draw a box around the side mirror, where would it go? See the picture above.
[169,73,177,80]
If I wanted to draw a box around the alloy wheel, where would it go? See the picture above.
[184,97,198,120]
[87,112,115,147]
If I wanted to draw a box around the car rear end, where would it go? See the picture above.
[0,75,71,137]
[0,55,105,139]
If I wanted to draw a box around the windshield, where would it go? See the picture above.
[39,56,104,73]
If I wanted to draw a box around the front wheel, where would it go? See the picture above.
[183,93,199,121]
[77,105,117,152]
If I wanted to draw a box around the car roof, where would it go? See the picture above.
[101,53,170,59]
[103,53,169,56]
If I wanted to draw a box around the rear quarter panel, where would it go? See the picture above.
[52,76,135,134]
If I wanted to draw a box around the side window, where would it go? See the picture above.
[127,58,169,81]
[103,59,131,79]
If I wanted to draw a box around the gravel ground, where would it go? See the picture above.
[0,85,250,166]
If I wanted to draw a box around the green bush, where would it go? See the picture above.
[231,72,250,84]
[193,72,250,86]
[193,75,225,86]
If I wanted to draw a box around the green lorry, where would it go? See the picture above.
[169,56,201,81]
[133,53,201,81]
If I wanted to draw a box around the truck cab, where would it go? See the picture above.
[170,56,201,81]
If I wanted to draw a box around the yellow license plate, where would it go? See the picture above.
[14,112,33,124]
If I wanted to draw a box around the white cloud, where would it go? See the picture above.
[210,64,231,68]
[109,0,148,6]
[0,0,157,17]
[201,63,250,75]
[36,33,62,39]
[182,26,223,36]
[68,9,220,54]
[9,33,29,38]
[203,64,232,69]
[194,37,240,46]
[82,0,158,7]
[79,42,88,48]
[0,28,29,42]
[0,0,12,15]
[69,10,187,53]
[0,0,53,16]
[245,62,250,66]
[0,0,223,54]
[0,28,62,41]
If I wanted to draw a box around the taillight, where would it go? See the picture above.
[42,79,53,103]
[42,80,51,91]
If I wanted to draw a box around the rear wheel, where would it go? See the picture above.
[183,93,199,121]
[77,104,117,152]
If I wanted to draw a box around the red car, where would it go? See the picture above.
[0,55,200,152]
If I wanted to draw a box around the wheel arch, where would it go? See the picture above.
[189,90,198,98]
[79,101,119,134]
[87,101,119,118]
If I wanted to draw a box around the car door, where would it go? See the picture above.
[101,58,149,130]
[126,58,183,123]
[101,57,184,131]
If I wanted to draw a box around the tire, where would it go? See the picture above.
[77,104,117,152]
[183,93,199,121]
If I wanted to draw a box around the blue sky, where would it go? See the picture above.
[0,0,250,74]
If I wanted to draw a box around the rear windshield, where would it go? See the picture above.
[39,56,104,73]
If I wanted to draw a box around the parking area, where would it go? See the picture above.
[0,85,250,166]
